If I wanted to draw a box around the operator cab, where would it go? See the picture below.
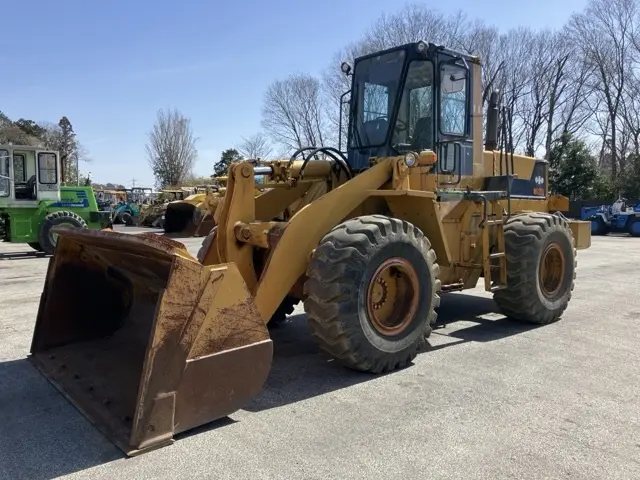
[344,41,474,175]
[0,145,61,204]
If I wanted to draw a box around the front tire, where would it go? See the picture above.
[590,215,609,236]
[121,212,134,226]
[304,215,441,374]
[493,213,576,325]
[626,216,640,237]
[28,242,43,252]
[38,211,88,255]
[268,295,300,328]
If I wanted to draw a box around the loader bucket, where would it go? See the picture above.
[194,210,216,237]
[29,227,272,456]
[163,202,197,235]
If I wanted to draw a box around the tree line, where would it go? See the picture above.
[247,0,640,201]
[0,112,89,184]
[139,0,640,202]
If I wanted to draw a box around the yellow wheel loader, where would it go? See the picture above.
[27,41,591,456]
[162,182,232,237]
[162,188,209,236]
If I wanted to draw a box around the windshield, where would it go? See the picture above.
[349,49,406,149]
[391,59,434,151]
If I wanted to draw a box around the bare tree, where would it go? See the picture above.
[543,49,596,158]
[493,27,536,153]
[145,108,198,188]
[457,20,505,107]
[567,0,638,178]
[262,74,327,153]
[35,118,91,184]
[237,132,273,160]
[620,73,640,155]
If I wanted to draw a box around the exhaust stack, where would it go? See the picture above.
[484,90,501,151]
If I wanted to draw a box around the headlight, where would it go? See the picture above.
[404,152,418,167]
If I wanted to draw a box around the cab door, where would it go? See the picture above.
[35,150,61,201]
[0,148,11,199]
[434,50,473,185]
[10,150,37,201]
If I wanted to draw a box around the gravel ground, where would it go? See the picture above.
[0,227,639,480]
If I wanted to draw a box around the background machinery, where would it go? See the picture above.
[27,41,590,455]
[581,198,640,236]
[161,181,233,237]
[162,186,213,235]
[111,187,153,226]
[0,144,112,254]
[136,189,187,228]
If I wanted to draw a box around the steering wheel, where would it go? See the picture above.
[394,118,409,132]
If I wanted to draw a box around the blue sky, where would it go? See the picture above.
[2,0,588,187]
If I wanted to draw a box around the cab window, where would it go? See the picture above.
[363,83,389,122]
[392,60,434,150]
[13,154,26,183]
[439,63,468,136]
[38,152,57,184]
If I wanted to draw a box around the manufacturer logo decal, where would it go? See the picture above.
[534,176,545,185]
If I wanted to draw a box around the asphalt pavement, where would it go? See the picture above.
[0,228,639,480]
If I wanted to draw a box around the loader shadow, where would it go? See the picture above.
[0,251,48,260]
[0,358,121,480]
[244,293,542,413]
[426,292,544,350]
[0,355,245,479]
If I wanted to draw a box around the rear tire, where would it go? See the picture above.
[304,215,440,374]
[493,213,576,325]
[38,211,88,255]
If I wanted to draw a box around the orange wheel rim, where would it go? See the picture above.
[366,257,420,336]
[539,242,566,298]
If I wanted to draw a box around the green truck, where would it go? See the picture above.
[0,144,113,255]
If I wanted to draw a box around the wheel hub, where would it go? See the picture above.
[366,257,419,336]
[539,242,566,298]
[371,277,389,310]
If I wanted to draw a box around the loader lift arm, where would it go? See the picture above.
[208,156,393,323]
[206,144,450,327]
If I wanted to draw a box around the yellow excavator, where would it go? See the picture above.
[27,41,591,456]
